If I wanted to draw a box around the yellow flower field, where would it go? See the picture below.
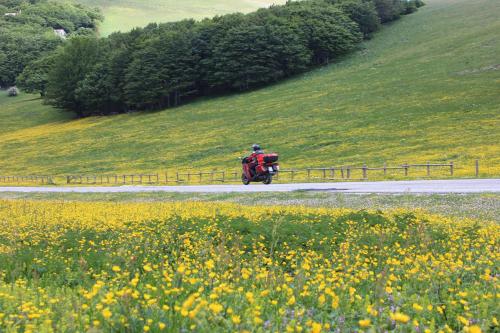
[0,200,498,332]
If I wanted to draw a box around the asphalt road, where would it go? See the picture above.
[0,179,498,194]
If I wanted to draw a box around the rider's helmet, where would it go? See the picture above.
[252,144,261,152]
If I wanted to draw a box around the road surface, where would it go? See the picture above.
[0,179,498,194]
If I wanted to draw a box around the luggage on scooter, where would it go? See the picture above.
[257,153,278,165]
[263,154,278,163]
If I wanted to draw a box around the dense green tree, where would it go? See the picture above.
[192,14,248,93]
[208,20,310,90]
[12,1,102,32]
[124,25,199,110]
[334,0,380,38]
[0,0,101,87]
[16,52,55,96]
[74,30,146,115]
[373,0,404,23]
[271,2,362,64]
[41,0,420,117]
[75,61,121,115]
[0,24,61,87]
[45,37,102,117]
[0,4,8,15]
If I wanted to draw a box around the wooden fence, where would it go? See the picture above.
[0,175,53,184]
[275,162,456,182]
[0,160,487,186]
[64,161,456,185]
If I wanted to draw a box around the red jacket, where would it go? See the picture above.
[248,151,264,165]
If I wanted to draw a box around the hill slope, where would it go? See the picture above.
[77,0,287,36]
[0,0,499,176]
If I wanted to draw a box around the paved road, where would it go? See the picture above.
[0,179,498,194]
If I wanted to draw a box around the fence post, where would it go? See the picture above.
[66,176,70,184]
[176,172,180,183]
[426,161,430,177]
[340,167,344,179]
[307,168,311,181]
[383,162,387,176]
[347,167,351,179]
[475,159,479,177]
[222,171,225,182]
[404,163,409,177]
[362,164,367,180]
[291,170,294,182]
[450,161,454,176]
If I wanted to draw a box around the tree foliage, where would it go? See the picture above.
[42,0,421,116]
[45,37,102,117]
[0,0,102,87]
[16,52,55,96]
[333,0,381,38]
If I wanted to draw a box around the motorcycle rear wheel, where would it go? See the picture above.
[242,173,250,185]
[263,174,272,185]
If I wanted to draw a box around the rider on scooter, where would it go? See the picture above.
[249,144,264,176]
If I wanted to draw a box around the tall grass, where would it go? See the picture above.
[0,0,498,176]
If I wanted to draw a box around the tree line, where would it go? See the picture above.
[0,0,102,89]
[22,0,424,117]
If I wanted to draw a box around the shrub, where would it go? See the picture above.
[7,86,18,96]
[403,0,418,14]
[415,0,426,7]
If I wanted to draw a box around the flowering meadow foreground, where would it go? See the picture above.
[0,201,498,333]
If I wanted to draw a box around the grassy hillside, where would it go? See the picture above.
[0,0,499,177]
[77,0,287,36]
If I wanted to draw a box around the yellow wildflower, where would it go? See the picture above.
[311,322,322,333]
[359,319,371,328]
[391,312,410,324]
[102,308,112,319]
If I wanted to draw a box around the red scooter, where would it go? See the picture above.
[241,153,279,185]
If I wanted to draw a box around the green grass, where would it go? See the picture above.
[0,0,499,176]
[77,0,287,36]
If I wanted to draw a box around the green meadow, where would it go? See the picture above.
[0,0,499,176]
[77,0,287,36]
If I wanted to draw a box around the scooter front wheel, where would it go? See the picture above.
[242,173,250,185]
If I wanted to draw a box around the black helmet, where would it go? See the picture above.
[252,144,261,151]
